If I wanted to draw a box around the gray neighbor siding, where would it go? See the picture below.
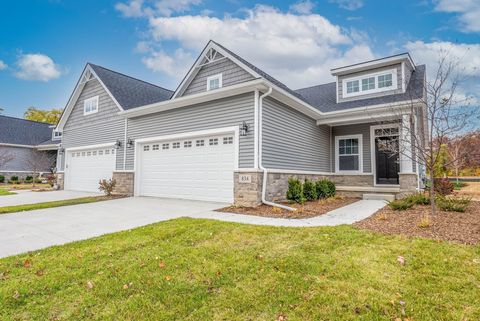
[61,78,125,170]
[126,93,255,169]
[0,146,50,172]
[181,56,254,97]
[331,123,373,173]
[262,97,331,172]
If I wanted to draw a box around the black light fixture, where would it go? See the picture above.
[114,139,122,149]
[126,138,133,148]
[240,121,249,137]
[59,147,65,154]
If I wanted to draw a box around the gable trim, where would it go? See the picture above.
[56,64,124,131]
[172,41,261,99]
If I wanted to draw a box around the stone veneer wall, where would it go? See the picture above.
[234,172,263,207]
[112,171,134,196]
[56,172,64,190]
[399,173,418,192]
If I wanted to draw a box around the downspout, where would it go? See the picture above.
[123,118,128,170]
[258,87,296,211]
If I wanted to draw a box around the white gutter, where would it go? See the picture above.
[258,86,296,211]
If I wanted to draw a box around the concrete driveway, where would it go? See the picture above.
[0,190,100,207]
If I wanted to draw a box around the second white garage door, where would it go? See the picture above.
[137,133,235,203]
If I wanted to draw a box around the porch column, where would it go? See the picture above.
[400,114,413,173]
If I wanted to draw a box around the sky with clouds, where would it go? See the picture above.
[0,0,479,118]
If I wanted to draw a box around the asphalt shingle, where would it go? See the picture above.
[0,115,53,146]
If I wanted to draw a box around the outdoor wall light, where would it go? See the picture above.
[126,138,134,148]
[240,121,249,137]
[114,140,122,149]
[59,147,65,154]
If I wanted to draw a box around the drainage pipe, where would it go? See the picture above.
[258,87,296,211]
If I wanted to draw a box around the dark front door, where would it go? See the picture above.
[375,136,399,185]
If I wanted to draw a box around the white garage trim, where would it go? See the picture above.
[65,142,116,152]
[133,126,239,198]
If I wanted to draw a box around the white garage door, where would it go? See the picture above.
[137,134,235,203]
[65,146,116,192]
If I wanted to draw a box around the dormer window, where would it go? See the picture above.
[52,131,62,141]
[342,69,397,98]
[207,74,222,91]
[84,96,99,115]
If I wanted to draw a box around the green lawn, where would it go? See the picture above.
[0,188,16,196]
[0,219,478,321]
[0,196,115,214]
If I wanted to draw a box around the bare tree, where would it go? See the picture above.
[445,135,467,184]
[0,149,14,170]
[372,51,479,215]
[23,150,56,187]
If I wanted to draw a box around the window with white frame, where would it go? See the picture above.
[342,69,397,98]
[83,96,99,115]
[206,74,222,91]
[336,135,362,172]
[52,131,62,140]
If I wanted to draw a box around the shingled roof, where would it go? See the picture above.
[89,64,174,110]
[0,115,54,146]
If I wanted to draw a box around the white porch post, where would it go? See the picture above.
[400,114,413,173]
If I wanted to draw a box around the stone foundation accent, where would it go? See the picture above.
[56,172,64,190]
[399,173,418,192]
[112,171,134,196]
[234,171,263,207]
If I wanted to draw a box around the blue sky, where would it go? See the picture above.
[0,0,479,118]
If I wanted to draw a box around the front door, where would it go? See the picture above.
[375,136,399,185]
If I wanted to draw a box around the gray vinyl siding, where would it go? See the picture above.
[182,57,254,97]
[126,93,255,170]
[262,97,331,172]
[331,123,373,173]
[0,146,54,172]
[61,78,126,171]
[338,63,403,102]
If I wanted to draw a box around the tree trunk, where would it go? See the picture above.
[429,169,436,215]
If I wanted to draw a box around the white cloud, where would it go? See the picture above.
[142,48,192,76]
[289,0,316,14]
[0,60,7,70]
[14,53,62,81]
[142,5,374,87]
[154,0,202,16]
[434,0,480,32]
[329,0,364,11]
[115,0,144,17]
[115,0,202,17]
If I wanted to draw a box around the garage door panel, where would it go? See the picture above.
[138,134,235,203]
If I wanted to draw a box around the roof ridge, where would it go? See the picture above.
[0,114,53,126]
[88,63,173,93]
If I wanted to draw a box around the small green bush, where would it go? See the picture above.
[286,178,305,204]
[10,176,19,182]
[388,198,414,211]
[303,179,317,201]
[436,196,472,212]
[0,175,4,183]
[99,178,117,196]
[315,179,336,199]
[25,175,33,181]
[452,181,467,190]
[405,193,430,205]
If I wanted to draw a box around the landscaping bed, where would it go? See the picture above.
[218,196,359,219]
[355,200,480,245]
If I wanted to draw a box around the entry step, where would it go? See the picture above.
[362,194,395,202]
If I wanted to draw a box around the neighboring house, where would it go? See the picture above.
[55,40,427,205]
[0,115,60,180]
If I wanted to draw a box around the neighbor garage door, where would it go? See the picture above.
[65,146,116,192]
[137,133,235,203]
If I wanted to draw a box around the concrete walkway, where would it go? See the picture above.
[0,190,100,207]
[0,197,385,258]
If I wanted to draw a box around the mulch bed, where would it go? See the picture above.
[354,201,480,245]
[217,197,359,219]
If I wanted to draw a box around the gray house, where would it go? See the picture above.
[55,40,426,205]
[0,115,60,180]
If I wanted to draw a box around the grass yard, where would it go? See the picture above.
[6,183,51,190]
[0,188,16,196]
[0,219,478,320]
[0,196,120,214]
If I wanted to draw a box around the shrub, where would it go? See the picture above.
[286,178,305,204]
[25,175,33,181]
[0,175,4,183]
[388,198,414,211]
[10,176,18,182]
[303,179,317,201]
[453,181,467,190]
[433,178,454,196]
[99,179,116,196]
[436,196,471,212]
[417,215,432,228]
[405,192,430,205]
[315,179,336,199]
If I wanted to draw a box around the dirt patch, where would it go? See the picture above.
[355,201,480,245]
[456,181,480,201]
[217,197,359,219]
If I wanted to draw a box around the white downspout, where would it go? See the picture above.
[123,118,128,170]
[258,87,296,211]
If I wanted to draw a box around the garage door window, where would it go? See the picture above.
[184,141,192,148]
[209,138,218,146]
[143,145,150,152]
[196,140,204,147]
[162,143,169,150]
[173,142,180,149]
[223,137,233,144]
[152,144,159,151]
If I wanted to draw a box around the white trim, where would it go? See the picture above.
[0,143,35,148]
[113,170,135,173]
[233,168,373,176]
[133,126,239,197]
[253,90,259,169]
[65,142,116,152]
[52,130,62,141]
[400,114,413,173]
[206,73,223,91]
[335,134,363,174]
[36,144,60,151]
[370,123,401,187]
[342,68,397,99]
[401,61,406,93]
[83,96,99,115]
[123,118,128,170]
[331,53,415,75]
